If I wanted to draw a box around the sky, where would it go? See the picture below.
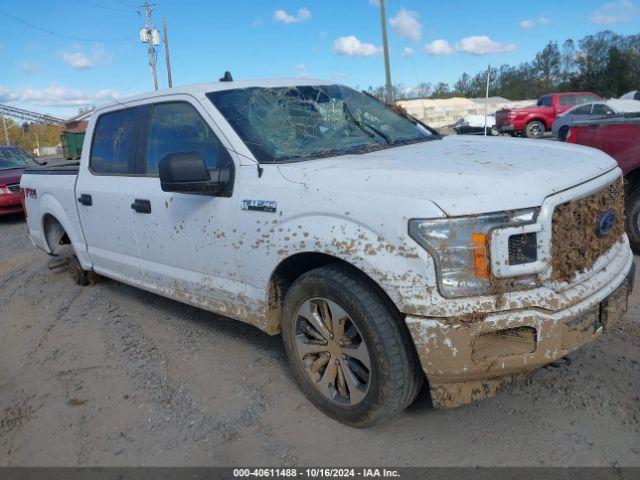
[0,0,638,118]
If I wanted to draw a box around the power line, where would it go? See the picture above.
[0,8,136,43]
[70,0,135,13]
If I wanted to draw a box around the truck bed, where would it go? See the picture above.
[20,165,85,256]
[24,162,80,175]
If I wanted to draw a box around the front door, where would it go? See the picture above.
[128,98,248,320]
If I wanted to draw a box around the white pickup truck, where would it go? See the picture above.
[21,79,635,426]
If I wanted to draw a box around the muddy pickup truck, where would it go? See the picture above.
[21,79,635,426]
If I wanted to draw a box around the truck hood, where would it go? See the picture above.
[277,136,618,217]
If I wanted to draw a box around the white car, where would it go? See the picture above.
[21,79,635,426]
[552,99,640,140]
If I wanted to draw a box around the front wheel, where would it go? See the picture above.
[525,120,545,139]
[626,188,640,254]
[282,265,423,427]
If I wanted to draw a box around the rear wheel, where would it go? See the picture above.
[68,255,90,286]
[525,120,545,139]
[281,264,423,427]
[626,188,640,254]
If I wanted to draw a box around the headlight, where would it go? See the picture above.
[409,209,538,297]
[0,187,7,195]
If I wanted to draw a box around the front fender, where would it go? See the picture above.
[256,213,440,317]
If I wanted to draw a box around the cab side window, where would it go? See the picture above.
[90,107,139,174]
[145,102,231,175]
[538,96,553,107]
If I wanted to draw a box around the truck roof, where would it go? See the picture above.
[97,78,334,113]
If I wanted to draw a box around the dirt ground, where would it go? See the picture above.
[1,212,639,467]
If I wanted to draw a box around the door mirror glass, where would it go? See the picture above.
[159,151,230,196]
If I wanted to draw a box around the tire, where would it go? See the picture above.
[559,126,569,142]
[68,255,90,286]
[626,188,640,254]
[490,126,499,136]
[281,264,423,427]
[525,120,545,139]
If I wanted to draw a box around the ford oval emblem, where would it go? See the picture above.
[596,209,617,238]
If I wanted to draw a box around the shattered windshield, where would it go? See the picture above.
[0,147,36,171]
[207,85,433,163]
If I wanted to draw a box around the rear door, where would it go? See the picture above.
[76,106,146,283]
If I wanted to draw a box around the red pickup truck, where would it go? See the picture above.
[496,92,601,139]
[568,113,640,253]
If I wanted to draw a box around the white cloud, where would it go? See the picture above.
[389,8,422,41]
[273,7,311,24]
[251,18,264,27]
[334,72,350,79]
[333,35,381,57]
[0,84,122,108]
[519,19,535,30]
[369,0,380,6]
[0,86,20,103]
[402,47,414,57]
[425,39,453,56]
[590,0,635,24]
[295,63,310,78]
[519,17,551,29]
[62,51,94,69]
[456,36,516,55]
[61,45,110,70]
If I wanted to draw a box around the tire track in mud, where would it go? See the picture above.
[94,289,298,465]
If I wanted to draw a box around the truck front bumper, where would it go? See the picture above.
[496,124,515,133]
[406,260,635,408]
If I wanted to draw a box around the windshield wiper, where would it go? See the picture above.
[362,122,392,144]
[342,102,393,144]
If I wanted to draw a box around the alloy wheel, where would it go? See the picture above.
[293,298,372,405]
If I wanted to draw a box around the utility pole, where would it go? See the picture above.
[379,0,393,104]
[163,17,173,88]
[140,2,158,91]
[484,64,491,137]
[2,116,9,145]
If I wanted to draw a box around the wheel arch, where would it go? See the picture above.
[42,213,70,254]
[265,252,402,335]
[527,117,547,129]
[624,167,640,195]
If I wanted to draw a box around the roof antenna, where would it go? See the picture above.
[219,71,233,82]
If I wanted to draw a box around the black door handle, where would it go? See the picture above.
[131,199,151,214]
[77,194,92,206]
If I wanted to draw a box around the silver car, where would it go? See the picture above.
[553,99,640,141]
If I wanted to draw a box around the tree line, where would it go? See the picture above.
[366,31,640,101]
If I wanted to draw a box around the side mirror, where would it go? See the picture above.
[159,151,230,196]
